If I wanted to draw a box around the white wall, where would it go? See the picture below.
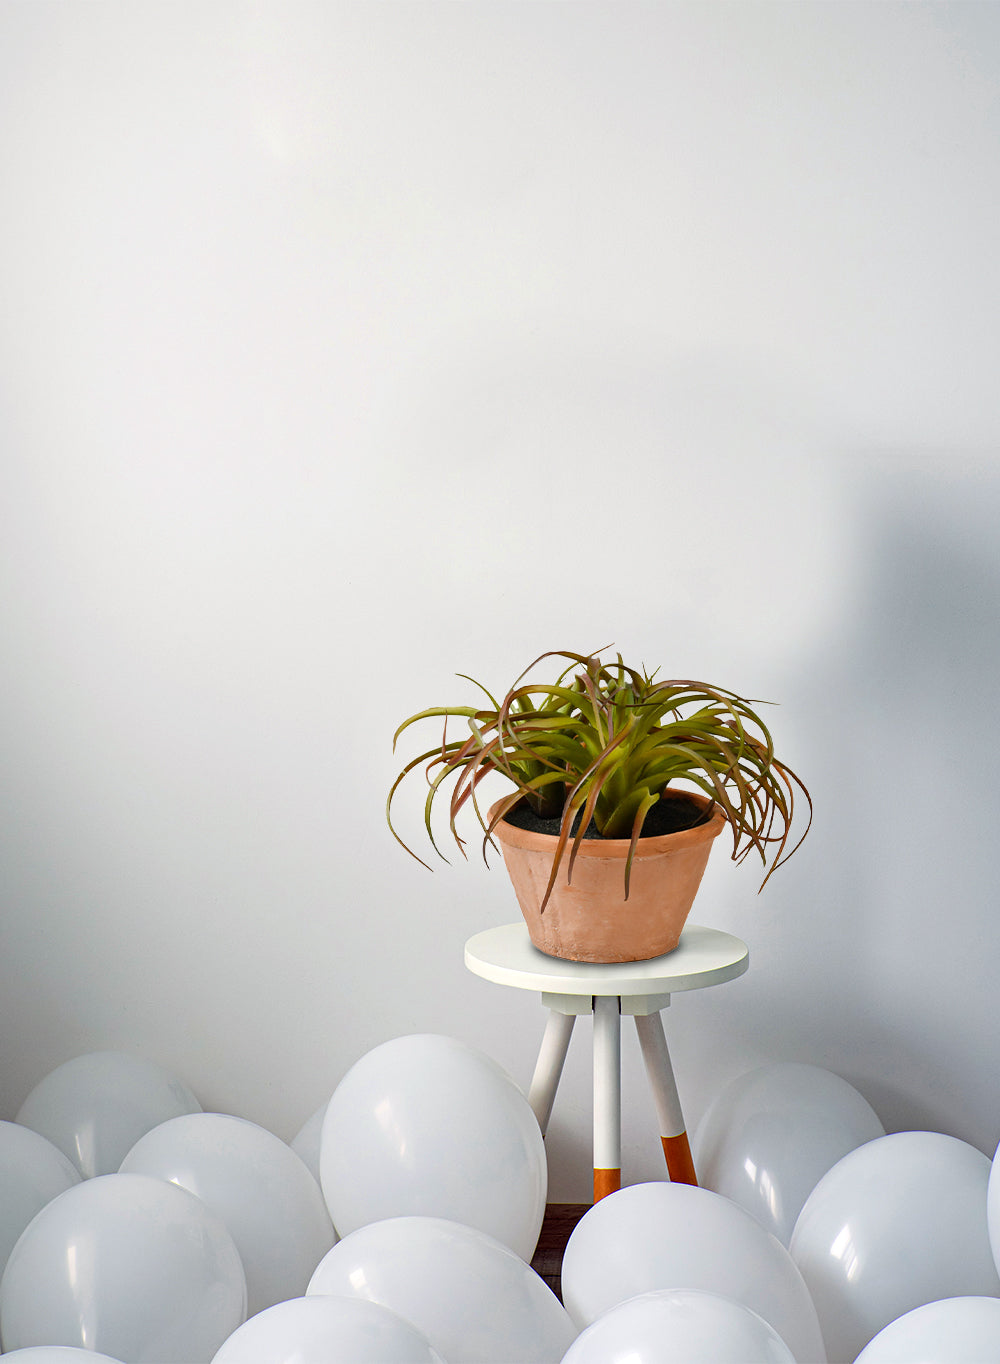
[1,1,998,1200]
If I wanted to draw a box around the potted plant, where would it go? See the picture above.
[387,649,811,963]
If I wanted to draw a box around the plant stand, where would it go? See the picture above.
[464,922,749,1202]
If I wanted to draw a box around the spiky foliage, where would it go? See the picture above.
[387,649,811,911]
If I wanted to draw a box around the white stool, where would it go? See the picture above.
[465,922,748,1202]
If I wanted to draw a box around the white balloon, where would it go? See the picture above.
[986,1135,1000,1279]
[290,1101,328,1186]
[0,1172,246,1360]
[790,1131,1000,1364]
[16,1051,202,1177]
[560,1181,825,1363]
[120,1112,336,1315]
[321,1034,546,1260]
[0,1121,81,1280]
[211,1295,446,1363]
[561,1289,798,1364]
[2,1350,124,1363]
[854,1296,1000,1363]
[694,1063,885,1245]
[307,1215,577,1363]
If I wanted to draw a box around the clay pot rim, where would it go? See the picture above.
[487,790,727,860]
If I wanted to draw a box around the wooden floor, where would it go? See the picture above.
[530,1204,589,1302]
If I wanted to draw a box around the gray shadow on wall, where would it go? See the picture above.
[727,457,1000,1151]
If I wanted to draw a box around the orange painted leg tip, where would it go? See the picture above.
[662,1132,698,1185]
[593,1168,621,1201]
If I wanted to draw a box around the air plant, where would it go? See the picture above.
[387,648,811,911]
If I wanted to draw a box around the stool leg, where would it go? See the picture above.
[593,995,621,1201]
[634,1011,698,1185]
[527,1010,576,1135]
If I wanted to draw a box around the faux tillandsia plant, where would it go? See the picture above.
[386,649,811,915]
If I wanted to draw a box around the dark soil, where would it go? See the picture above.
[503,790,711,840]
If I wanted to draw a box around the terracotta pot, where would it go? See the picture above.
[488,792,727,964]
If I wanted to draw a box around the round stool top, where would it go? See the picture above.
[464,922,749,998]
